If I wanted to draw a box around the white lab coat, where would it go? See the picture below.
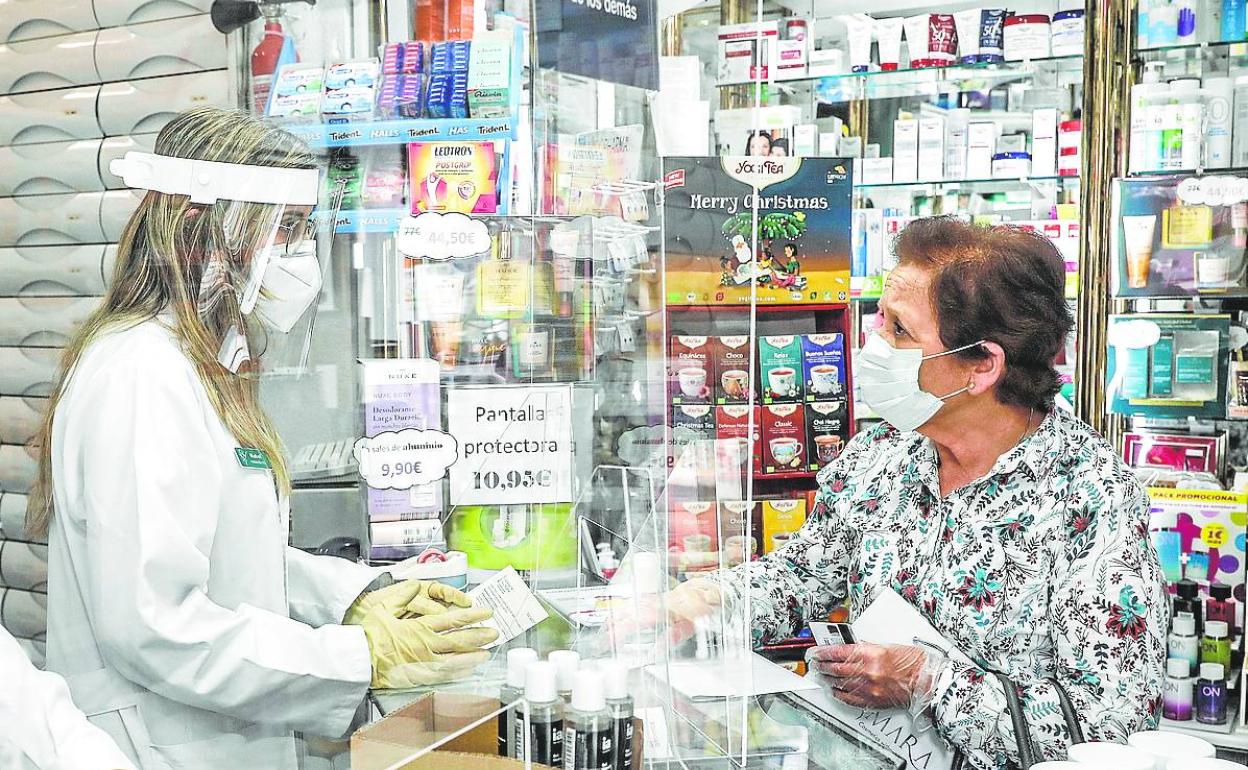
[0,625,135,770]
[45,320,377,770]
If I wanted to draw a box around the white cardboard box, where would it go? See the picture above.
[967,121,998,179]
[1031,108,1058,177]
[918,117,945,182]
[858,157,893,185]
[944,108,969,180]
[892,119,918,183]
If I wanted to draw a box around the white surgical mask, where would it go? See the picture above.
[252,239,322,333]
[856,333,985,432]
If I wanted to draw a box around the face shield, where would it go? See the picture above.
[109,150,345,376]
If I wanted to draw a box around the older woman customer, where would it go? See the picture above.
[662,217,1167,769]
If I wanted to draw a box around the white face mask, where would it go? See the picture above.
[856,333,986,432]
[251,239,323,333]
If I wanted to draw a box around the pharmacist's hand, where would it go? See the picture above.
[345,579,471,625]
[363,606,499,689]
[604,579,724,649]
[807,643,938,712]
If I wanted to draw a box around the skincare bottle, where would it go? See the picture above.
[1206,583,1237,635]
[1175,579,1204,635]
[1132,64,1168,173]
[1224,0,1247,41]
[1164,656,1195,721]
[602,661,635,770]
[500,647,539,757]
[1150,332,1175,397]
[1195,662,1228,725]
[550,650,581,704]
[1233,76,1248,166]
[1204,76,1234,167]
[1200,620,1232,671]
[564,670,613,770]
[522,660,564,766]
[1160,86,1185,171]
[1169,612,1201,675]
[1172,79,1205,169]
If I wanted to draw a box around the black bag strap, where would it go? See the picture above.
[949,674,1083,770]
[1051,678,1085,745]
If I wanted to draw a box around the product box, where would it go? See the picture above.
[1148,488,1247,621]
[717,21,779,84]
[806,400,849,471]
[1106,313,1231,419]
[718,499,759,566]
[801,333,846,400]
[407,142,498,214]
[662,156,852,305]
[761,498,806,553]
[967,121,998,179]
[1112,174,1248,297]
[369,519,445,561]
[713,335,752,403]
[762,403,806,474]
[806,47,843,78]
[760,335,804,403]
[716,403,762,475]
[775,39,808,79]
[851,208,886,298]
[671,403,716,442]
[892,119,918,183]
[858,157,892,185]
[361,359,443,523]
[1123,431,1225,477]
[918,117,945,182]
[670,335,714,403]
[944,108,970,181]
[794,124,818,157]
[668,501,719,554]
[1031,108,1058,177]
[466,31,512,119]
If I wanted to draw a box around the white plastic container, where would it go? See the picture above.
[1233,75,1248,167]
[1066,741,1160,770]
[1050,9,1085,56]
[1127,730,1216,767]
[1204,76,1233,168]
[1003,14,1051,61]
[1168,760,1248,770]
[992,151,1031,178]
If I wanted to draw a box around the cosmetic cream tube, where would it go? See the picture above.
[953,10,982,64]
[842,15,875,72]
[1122,214,1157,289]
[904,14,931,67]
[875,17,904,71]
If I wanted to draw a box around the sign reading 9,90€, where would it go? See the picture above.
[447,385,575,505]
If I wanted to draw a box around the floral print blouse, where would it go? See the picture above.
[714,408,1168,770]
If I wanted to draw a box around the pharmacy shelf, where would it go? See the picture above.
[854,174,1080,193]
[1138,39,1248,57]
[1161,715,1248,752]
[723,54,1083,103]
[329,208,407,234]
[280,116,519,149]
[1127,166,1248,179]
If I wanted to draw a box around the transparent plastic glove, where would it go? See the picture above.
[603,578,725,649]
[806,642,943,714]
[344,578,473,625]
[344,580,499,688]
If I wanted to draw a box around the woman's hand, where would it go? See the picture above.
[600,579,725,649]
[807,642,936,711]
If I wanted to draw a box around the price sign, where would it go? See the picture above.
[396,212,491,260]
[448,385,574,505]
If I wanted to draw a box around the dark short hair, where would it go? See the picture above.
[893,216,1073,411]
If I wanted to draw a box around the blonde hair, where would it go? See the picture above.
[26,107,316,538]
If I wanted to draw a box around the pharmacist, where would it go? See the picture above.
[673,218,1168,768]
[22,108,496,770]
[1,625,134,770]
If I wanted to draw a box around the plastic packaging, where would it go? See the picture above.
[904,15,930,67]
[1174,578,1204,635]
[991,151,1031,178]
[1171,78,1204,170]
[1163,657,1195,720]
[1169,612,1201,674]
[1200,620,1231,670]
[550,649,582,702]
[843,15,875,72]
[1150,0,1180,45]
[1195,662,1227,725]
[875,17,904,70]
[1204,76,1233,168]
[1128,730,1215,763]
[979,9,1007,62]
[499,647,540,757]
[564,670,613,770]
[1066,742,1157,770]
[602,662,635,770]
[1233,76,1248,166]
[927,14,957,65]
[954,10,981,63]
[1122,215,1157,289]
[1003,14,1051,61]
[1223,0,1246,42]
[522,660,564,766]
[1051,9,1085,56]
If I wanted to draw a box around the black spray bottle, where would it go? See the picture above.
[522,660,564,767]
[602,661,635,770]
[564,669,613,770]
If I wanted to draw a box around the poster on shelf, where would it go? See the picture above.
[359,359,445,522]
[447,385,574,505]
[535,0,658,90]
[1148,488,1247,612]
[1112,174,1248,297]
[662,156,852,305]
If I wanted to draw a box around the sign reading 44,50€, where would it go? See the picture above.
[536,0,658,91]
[447,385,575,505]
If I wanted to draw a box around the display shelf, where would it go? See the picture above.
[1127,166,1248,179]
[756,470,817,480]
[805,55,1082,103]
[1138,39,1248,56]
[854,174,1079,193]
[1160,716,1248,751]
[719,54,1083,89]
[280,115,519,149]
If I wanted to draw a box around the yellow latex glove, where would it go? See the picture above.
[345,578,474,624]
[345,580,499,688]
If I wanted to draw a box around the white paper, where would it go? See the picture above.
[646,653,819,700]
[852,587,972,665]
[468,566,549,648]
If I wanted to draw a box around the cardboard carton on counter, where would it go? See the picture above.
[353,692,642,770]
